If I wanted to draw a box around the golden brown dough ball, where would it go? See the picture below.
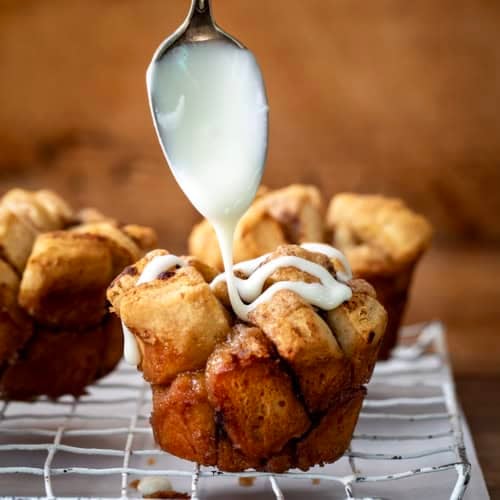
[189,184,325,270]
[108,251,231,384]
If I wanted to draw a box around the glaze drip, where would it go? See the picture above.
[210,243,352,320]
[121,254,187,365]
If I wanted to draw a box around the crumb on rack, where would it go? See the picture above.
[238,476,256,487]
[129,479,140,489]
[311,478,321,485]
[147,457,157,465]
[138,477,176,498]
[143,491,190,499]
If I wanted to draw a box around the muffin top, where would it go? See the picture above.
[327,193,433,276]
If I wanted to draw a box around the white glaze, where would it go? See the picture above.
[136,254,187,285]
[301,242,353,281]
[121,323,141,367]
[213,220,252,320]
[137,476,173,496]
[210,245,352,319]
[121,255,187,365]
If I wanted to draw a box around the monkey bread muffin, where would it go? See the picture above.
[108,244,387,472]
[0,188,157,399]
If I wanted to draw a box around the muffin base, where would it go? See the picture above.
[359,262,416,359]
[0,315,122,400]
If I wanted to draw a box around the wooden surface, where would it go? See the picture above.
[0,1,499,496]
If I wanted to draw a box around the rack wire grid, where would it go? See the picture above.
[0,321,471,500]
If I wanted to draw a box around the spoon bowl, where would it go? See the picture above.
[145,0,269,222]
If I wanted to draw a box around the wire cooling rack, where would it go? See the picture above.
[0,322,479,499]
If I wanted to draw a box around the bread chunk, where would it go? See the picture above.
[217,433,261,472]
[327,193,432,275]
[118,265,230,384]
[206,325,310,459]
[327,281,387,385]
[296,388,365,470]
[0,207,38,273]
[70,222,141,276]
[2,189,63,231]
[151,372,217,465]
[250,290,349,413]
[19,232,116,328]
[121,224,158,252]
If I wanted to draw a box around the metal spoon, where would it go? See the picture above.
[145,0,269,214]
[146,0,249,134]
[150,0,243,56]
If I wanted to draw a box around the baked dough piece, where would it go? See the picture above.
[2,189,71,231]
[0,189,72,272]
[18,221,152,329]
[19,232,118,328]
[151,372,217,466]
[249,290,349,413]
[206,325,310,459]
[71,222,141,276]
[0,207,38,274]
[189,185,325,270]
[327,193,432,276]
[121,224,158,253]
[296,388,365,470]
[327,193,432,358]
[327,280,387,386]
[107,252,231,384]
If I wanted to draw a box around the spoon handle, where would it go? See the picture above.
[193,0,210,13]
[184,0,219,43]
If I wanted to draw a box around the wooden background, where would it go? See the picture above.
[0,1,498,495]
